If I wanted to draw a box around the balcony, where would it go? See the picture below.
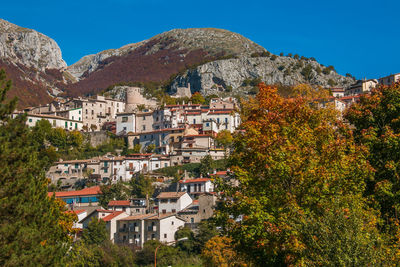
[119,228,128,233]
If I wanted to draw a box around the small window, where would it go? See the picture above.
[171,221,174,225]
[164,234,167,238]
[122,116,128,122]
[172,209,176,213]
[29,118,32,122]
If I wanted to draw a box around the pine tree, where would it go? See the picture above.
[0,69,74,266]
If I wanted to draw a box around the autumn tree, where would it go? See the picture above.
[345,82,400,225]
[190,92,205,104]
[214,83,393,265]
[202,236,246,267]
[0,69,75,266]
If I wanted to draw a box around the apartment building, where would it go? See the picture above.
[156,192,192,214]
[116,213,186,247]
[345,79,378,96]
[379,73,400,86]
[16,113,83,131]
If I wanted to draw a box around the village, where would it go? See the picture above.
[13,72,400,249]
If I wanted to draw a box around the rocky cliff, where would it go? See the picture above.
[0,19,66,71]
[0,19,66,107]
[170,55,354,95]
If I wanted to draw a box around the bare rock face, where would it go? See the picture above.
[171,56,354,95]
[0,19,66,71]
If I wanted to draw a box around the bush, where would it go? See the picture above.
[301,64,313,81]
[270,55,278,61]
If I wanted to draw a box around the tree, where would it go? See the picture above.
[202,236,246,267]
[0,69,75,266]
[145,143,156,153]
[214,83,392,265]
[129,174,154,200]
[345,82,400,225]
[199,155,215,177]
[99,181,128,208]
[82,219,108,245]
[300,64,313,81]
[291,83,330,99]
[190,92,205,104]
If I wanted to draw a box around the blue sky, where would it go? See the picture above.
[2,0,399,79]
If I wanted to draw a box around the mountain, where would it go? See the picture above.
[64,28,267,97]
[0,19,66,107]
[0,20,354,107]
[170,56,353,96]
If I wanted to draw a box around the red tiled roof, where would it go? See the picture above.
[108,200,130,206]
[102,211,125,222]
[65,209,86,215]
[179,178,211,184]
[48,186,101,198]
[210,171,227,176]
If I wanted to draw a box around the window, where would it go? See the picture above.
[29,118,32,122]
[193,119,196,124]
[162,209,166,214]
[206,122,210,127]
[142,125,146,131]
[79,110,81,114]
[72,116,74,120]
[85,109,88,114]
[217,118,220,123]
[170,199,177,203]
[164,234,167,238]
[225,118,228,123]
[191,218,194,223]
[122,116,128,122]
[143,116,146,120]
[155,164,159,168]
[75,163,79,169]
[172,209,176,213]
[65,121,68,128]
[171,221,174,225]
[91,110,94,115]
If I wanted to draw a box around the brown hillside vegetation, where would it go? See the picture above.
[65,37,222,97]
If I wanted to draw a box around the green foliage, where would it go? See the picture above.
[136,240,181,266]
[129,174,154,199]
[345,83,400,223]
[155,159,227,178]
[315,66,322,74]
[270,54,277,61]
[67,241,136,266]
[301,64,313,81]
[279,52,284,56]
[323,65,335,75]
[145,143,156,153]
[99,181,128,208]
[241,77,262,87]
[287,53,293,57]
[328,78,337,87]
[190,92,205,104]
[294,54,299,59]
[215,83,393,265]
[0,69,75,266]
[82,219,109,246]
[199,155,215,177]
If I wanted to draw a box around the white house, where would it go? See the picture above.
[156,192,192,214]
[18,113,83,131]
[117,213,186,247]
[116,112,136,135]
[179,178,214,196]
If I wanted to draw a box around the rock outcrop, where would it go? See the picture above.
[0,19,67,107]
[170,56,354,95]
[0,19,66,71]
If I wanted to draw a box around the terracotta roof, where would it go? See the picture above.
[340,95,360,100]
[65,209,86,215]
[48,186,101,198]
[208,110,233,114]
[156,192,187,199]
[179,178,211,184]
[210,171,228,176]
[55,159,90,164]
[108,200,130,206]
[102,211,126,222]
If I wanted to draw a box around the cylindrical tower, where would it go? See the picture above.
[126,87,141,112]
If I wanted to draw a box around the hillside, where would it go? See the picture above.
[0,20,354,107]
[0,19,66,107]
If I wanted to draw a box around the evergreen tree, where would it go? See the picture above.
[82,219,108,245]
[0,69,74,266]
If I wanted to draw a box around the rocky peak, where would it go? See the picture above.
[0,18,66,71]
